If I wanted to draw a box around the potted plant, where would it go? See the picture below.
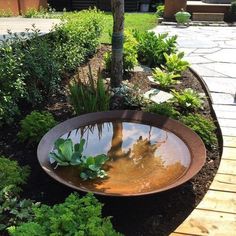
[175,9,191,26]
[140,0,151,12]
[164,0,187,20]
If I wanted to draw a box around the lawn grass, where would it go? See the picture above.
[100,13,157,44]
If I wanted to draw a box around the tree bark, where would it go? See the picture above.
[111,0,124,87]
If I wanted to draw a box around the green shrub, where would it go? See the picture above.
[162,52,189,75]
[9,193,122,236]
[104,30,138,72]
[171,88,204,111]
[69,68,110,115]
[146,102,180,119]
[18,111,57,143]
[52,9,104,71]
[0,186,36,233]
[180,114,217,147]
[134,31,177,67]
[0,41,27,125]
[22,30,62,104]
[152,68,179,89]
[0,157,30,193]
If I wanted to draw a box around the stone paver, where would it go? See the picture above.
[0,17,60,41]
[152,25,236,236]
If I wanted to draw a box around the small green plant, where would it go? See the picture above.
[146,102,180,119]
[0,157,30,193]
[156,4,164,18]
[171,88,204,111]
[18,111,57,144]
[175,9,191,25]
[69,67,110,115]
[50,138,109,180]
[23,8,39,18]
[152,68,179,89]
[49,138,86,167]
[8,193,122,236]
[162,52,189,75]
[134,30,177,67]
[0,186,36,233]
[180,114,217,147]
[104,30,138,72]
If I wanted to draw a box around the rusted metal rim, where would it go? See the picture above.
[37,110,206,197]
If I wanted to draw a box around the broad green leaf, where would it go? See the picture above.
[58,139,73,161]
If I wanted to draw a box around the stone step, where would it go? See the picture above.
[187,0,230,13]
[192,12,225,21]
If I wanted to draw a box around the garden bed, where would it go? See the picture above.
[0,44,221,236]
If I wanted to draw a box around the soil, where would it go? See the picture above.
[0,44,221,236]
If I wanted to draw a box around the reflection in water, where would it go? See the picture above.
[54,122,191,195]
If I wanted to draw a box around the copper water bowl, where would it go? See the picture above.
[37,110,206,197]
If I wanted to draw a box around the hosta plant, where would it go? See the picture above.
[171,88,204,111]
[152,68,179,89]
[49,138,109,180]
[162,52,189,75]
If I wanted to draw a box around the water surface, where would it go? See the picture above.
[53,121,191,195]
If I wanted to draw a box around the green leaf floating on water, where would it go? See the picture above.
[49,138,109,180]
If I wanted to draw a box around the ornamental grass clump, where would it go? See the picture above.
[69,66,110,115]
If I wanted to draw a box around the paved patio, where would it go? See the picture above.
[0,17,60,41]
[153,25,236,235]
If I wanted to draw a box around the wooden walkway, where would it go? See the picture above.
[169,85,236,236]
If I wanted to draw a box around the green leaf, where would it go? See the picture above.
[74,138,85,155]
[58,139,73,161]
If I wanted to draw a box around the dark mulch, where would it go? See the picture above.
[0,44,221,236]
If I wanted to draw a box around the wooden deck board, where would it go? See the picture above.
[223,136,236,148]
[221,127,236,137]
[222,147,236,160]
[172,209,236,236]
[218,159,236,175]
[210,173,236,192]
[218,118,236,128]
[197,190,236,213]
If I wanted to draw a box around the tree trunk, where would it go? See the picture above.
[111,0,124,87]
